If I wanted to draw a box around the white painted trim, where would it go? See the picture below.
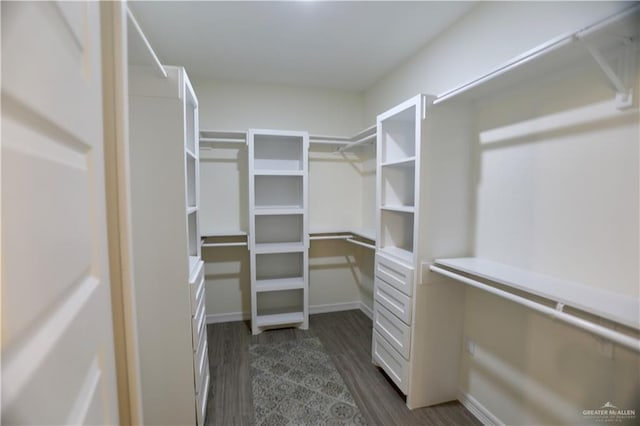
[457,390,504,426]
[206,312,249,324]
[359,301,373,319]
[206,301,374,324]
[309,301,362,315]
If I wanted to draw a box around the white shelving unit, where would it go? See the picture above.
[128,63,208,424]
[373,94,473,409]
[248,129,309,335]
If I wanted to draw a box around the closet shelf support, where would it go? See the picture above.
[579,36,638,109]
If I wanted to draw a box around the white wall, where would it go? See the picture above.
[364,1,630,122]
[364,1,639,424]
[193,79,375,318]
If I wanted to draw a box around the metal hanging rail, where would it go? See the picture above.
[430,264,640,354]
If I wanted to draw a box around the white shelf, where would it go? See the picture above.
[381,205,415,214]
[201,230,247,237]
[256,277,305,293]
[253,170,304,176]
[256,312,305,327]
[433,257,640,330]
[254,242,305,254]
[381,157,416,168]
[187,206,198,215]
[379,247,413,265]
[434,5,640,105]
[254,207,304,216]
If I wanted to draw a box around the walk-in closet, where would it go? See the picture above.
[2,2,639,425]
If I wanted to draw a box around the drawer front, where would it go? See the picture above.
[192,293,206,349]
[375,253,414,296]
[374,276,412,324]
[189,269,205,316]
[194,334,208,394]
[196,360,210,426]
[372,330,408,394]
[374,302,411,359]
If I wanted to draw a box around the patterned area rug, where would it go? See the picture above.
[250,337,367,426]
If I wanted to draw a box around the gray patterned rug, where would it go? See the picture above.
[250,337,367,426]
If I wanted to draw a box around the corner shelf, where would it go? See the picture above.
[256,312,305,328]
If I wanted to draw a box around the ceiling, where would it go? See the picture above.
[130,1,475,91]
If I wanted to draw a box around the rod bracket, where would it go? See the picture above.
[579,36,638,110]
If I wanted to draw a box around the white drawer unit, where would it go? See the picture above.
[191,292,206,349]
[374,276,412,324]
[373,302,411,359]
[196,361,210,426]
[374,94,469,408]
[189,261,205,315]
[375,253,414,296]
[194,335,208,394]
[372,330,409,393]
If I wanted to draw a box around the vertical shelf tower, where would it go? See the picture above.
[373,94,472,409]
[248,130,310,335]
[128,65,208,424]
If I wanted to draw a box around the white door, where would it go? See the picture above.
[1,2,119,424]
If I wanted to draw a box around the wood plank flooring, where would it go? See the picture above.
[205,310,481,425]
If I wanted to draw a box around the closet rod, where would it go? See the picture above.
[310,235,351,241]
[346,238,375,250]
[430,265,640,354]
[336,134,376,153]
[202,242,248,248]
[127,8,167,78]
[200,137,246,144]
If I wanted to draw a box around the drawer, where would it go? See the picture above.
[194,334,208,394]
[191,293,206,349]
[196,360,210,426]
[374,276,412,324]
[375,253,414,296]
[374,302,411,359]
[189,266,205,316]
[372,330,408,394]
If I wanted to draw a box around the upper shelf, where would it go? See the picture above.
[434,4,640,107]
[433,257,639,330]
[127,7,166,78]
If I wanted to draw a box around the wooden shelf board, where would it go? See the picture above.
[381,157,416,168]
[254,242,305,254]
[254,207,304,215]
[256,312,305,327]
[256,277,305,292]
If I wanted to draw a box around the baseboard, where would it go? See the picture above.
[309,301,362,315]
[207,301,373,324]
[359,301,373,319]
[206,311,249,324]
[458,390,503,426]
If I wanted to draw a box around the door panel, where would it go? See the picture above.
[1,1,119,424]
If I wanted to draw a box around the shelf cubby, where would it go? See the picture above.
[379,203,414,264]
[379,105,416,164]
[381,165,415,208]
[255,252,303,281]
[255,214,303,245]
[253,134,304,171]
[254,175,303,209]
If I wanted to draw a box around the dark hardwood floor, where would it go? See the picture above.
[205,310,481,425]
